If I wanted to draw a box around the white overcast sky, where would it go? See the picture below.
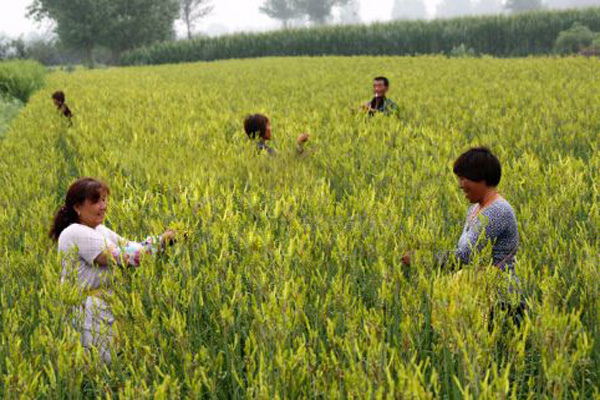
[0,0,444,38]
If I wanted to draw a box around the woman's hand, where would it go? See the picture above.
[95,244,129,266]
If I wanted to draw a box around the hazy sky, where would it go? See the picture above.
[0,0,442,38]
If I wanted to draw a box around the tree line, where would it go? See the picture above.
[121,8,600,65]
[1,0,597,66]
[264,0,599,26]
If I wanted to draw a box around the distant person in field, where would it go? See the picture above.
[50,177,176,363]
[401,147,523,329]
[244,114,310,156]
[52,91,73,125]
[362,76,399,116]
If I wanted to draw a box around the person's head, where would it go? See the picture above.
[50,178,110,241]
[52,91,65,107]
[453,147,502,204]
[244,114,272,141]
[373,77,389,97]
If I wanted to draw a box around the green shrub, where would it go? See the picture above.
[554,22,599,54]
[0,96,22,137]
[591,36,600,51]
[0,59,47,103]
[449,43,477,58]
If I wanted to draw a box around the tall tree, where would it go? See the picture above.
[294,0,350,26]
[28,0,114,65]
[505,0,543,13]
[180,0,213,39]
[100,0,179,57]
[392,0,427,20]
[340,0,361,25]
[260,0,301,28]
[436,0,473,18]
[0,36,9,60]
[28,0,179,64]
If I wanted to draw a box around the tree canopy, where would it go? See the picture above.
[28,0,179,64]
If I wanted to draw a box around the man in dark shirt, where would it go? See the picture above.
[362,76,399,116]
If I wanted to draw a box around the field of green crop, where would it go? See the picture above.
[0,56,598,398]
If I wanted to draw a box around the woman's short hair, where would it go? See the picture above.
[52,91,65,104]
[453,147,502,186]
[244,114,269,139]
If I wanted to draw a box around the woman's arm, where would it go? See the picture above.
[94,243,127,266]
[94,229,175,267]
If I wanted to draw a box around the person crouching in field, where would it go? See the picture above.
[50,177,175,363]
[244,113,310,155]
[362,76,399,116]
[402,147,524,330]
[52,90,73,125]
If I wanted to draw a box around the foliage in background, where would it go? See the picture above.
[0,96,22,137]
[554,22,600,54]
[339,0,361,25]
[449,43,477,57]
[179,0,214,40]
[0,60,47,103]
[0,56,598,397]
[293,0,351,25]
[260,0,350,26]
[27,0,114,66]
[260,0,303,28]
[121,7,600,65]
[107,0,179,57]
[0,35,125,68]
[28,0,179,65]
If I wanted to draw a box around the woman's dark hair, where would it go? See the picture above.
[453,147,502,186]
[374,77,389,87]
[52,91,65,105]
[50,178,110,241]
[244,114,269,139]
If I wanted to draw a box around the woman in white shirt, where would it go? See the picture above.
[50,177,174,363]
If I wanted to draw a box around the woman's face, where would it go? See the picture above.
[53,98,61,107]
[75,192,108,228]
[458,176,488,204]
